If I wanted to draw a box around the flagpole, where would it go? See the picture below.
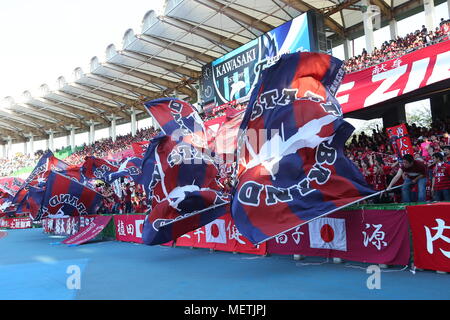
[255,185,403,246]
[156,201,230,229]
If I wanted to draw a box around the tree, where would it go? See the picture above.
[406,103,432,128]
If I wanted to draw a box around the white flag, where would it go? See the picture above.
[205,219,226,244]
[309,217,347,251]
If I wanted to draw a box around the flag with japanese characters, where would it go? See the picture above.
[407,203,450,272]
[232,51,375,245]
[36,171,104,221]
[386,124,414,157]
[267,209,410,265]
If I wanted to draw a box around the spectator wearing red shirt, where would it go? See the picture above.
[431,152,450,201]
[123,183,133,213]
[387,154,427,202]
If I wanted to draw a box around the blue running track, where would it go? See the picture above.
[1,228,449,300]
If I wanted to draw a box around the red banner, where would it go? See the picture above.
[175,214,267,255]
[42,215,97,236]
[114,214,174,246]
[267,209,410,265]
[386,124,414,157]
[0,217,32,229]
[337,40,450,114]
[114,214,145,244]
[407,203,450,272]
[62,215,112,245]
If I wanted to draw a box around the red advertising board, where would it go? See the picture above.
[407,203,450,272]
[0,217,32,229]
[114,214,146,244]
[42,215,97,236]
[267,209,411,265]
[337,40,450,114]
[175,214,267,255]
[114,214,173,246]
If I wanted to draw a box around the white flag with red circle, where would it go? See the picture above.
[308,217,347,251]
[205,219,227,244]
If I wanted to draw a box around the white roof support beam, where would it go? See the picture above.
[120,49,201,79]
[161,15,243,50]
[136,33,216,64]
[193,0,274,33]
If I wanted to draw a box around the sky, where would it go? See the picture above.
[0,0,165,153]
[0,1,448,154]
[0,0,165,99]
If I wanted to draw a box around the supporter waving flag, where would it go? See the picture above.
[131,141,149,158]
[232,52,374,244]
[141,99,229,245]
[60,164,87,184]
[82,156,119,181]
[104,157,143,184]
[11,151,68,205]
[15,186,45,220]
[144,97,205,137]
[35,171,103,221]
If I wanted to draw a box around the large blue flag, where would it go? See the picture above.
[231,52,374,244]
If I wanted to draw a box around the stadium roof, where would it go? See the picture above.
[0,0,434,143]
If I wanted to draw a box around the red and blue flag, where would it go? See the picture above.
[231,52,374,244]
[144,97,205,137]
[82,156,119,181]
[11,151,68,205]
[140,99,229,245]
[104,157,143,184]
[36,171,103,221]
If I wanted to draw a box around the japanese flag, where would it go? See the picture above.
[205,219,226,244]
[135,219,145,238]
[309,217,347,251]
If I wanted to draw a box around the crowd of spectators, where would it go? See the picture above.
[64,127,160,165]
[346,119,450,203]
[344,18,450,73]
[0,153,41,178]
